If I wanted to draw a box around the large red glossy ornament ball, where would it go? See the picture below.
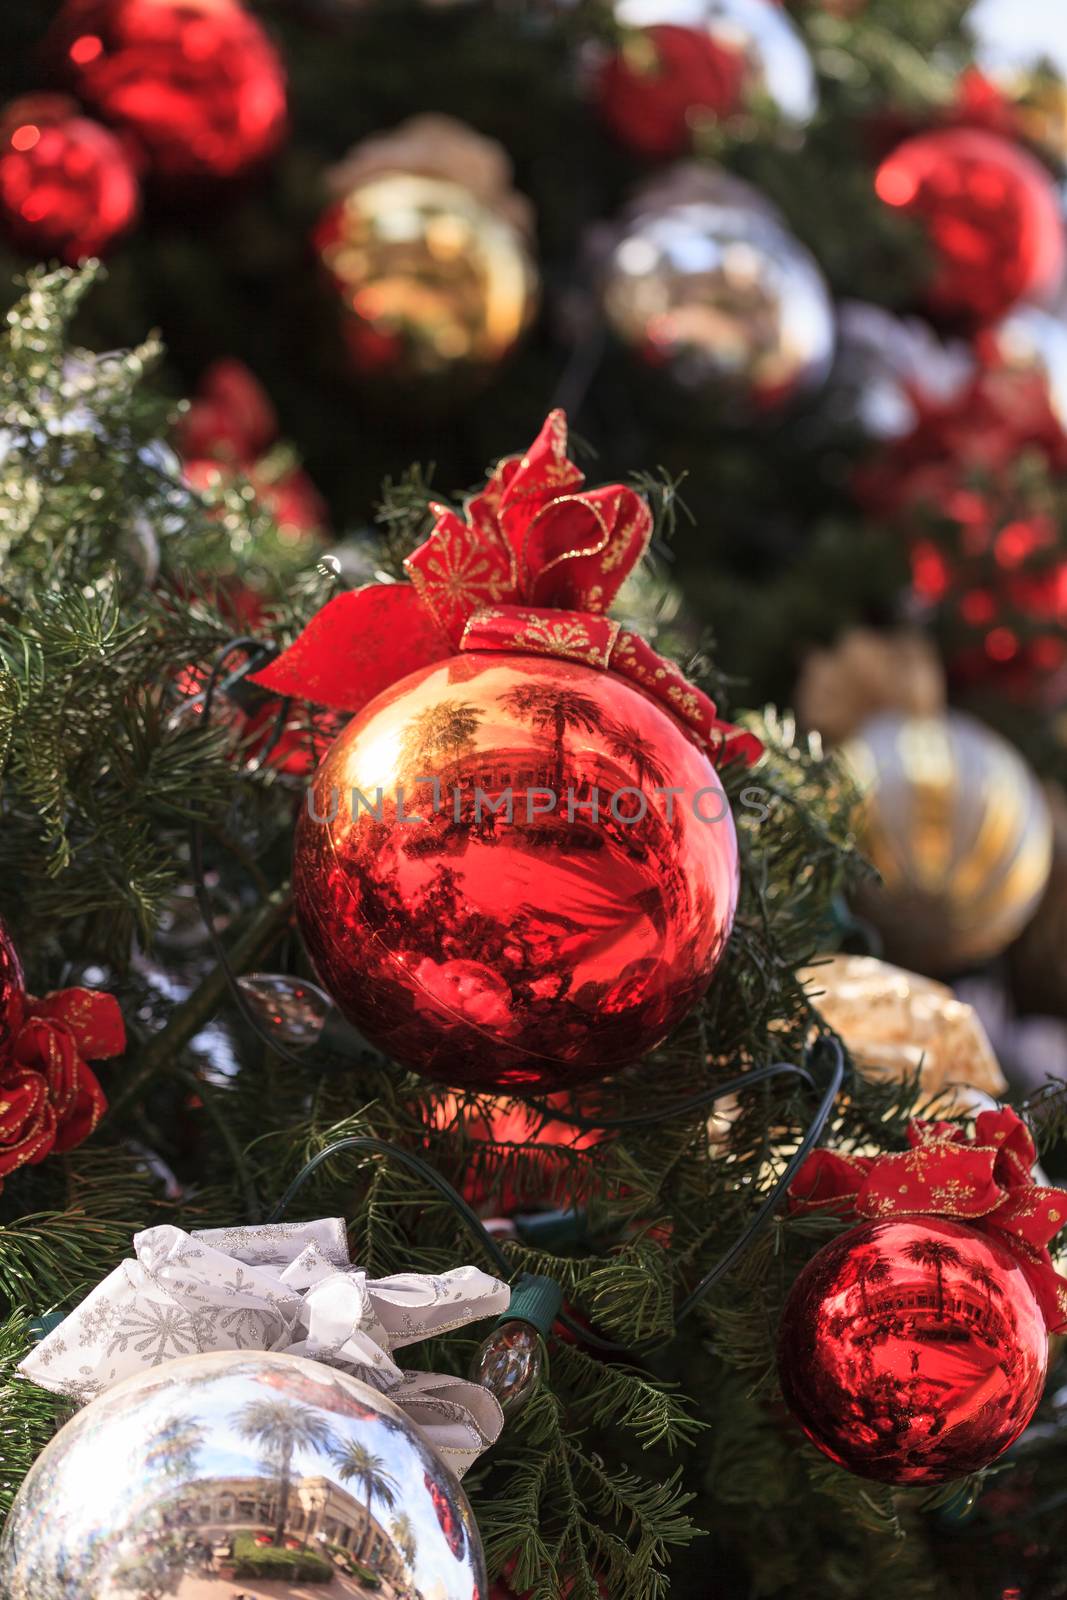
[294,652,740,1093]
[0,915,25,1060]
[46,0,287,184]
[777,1216,1048,1484]
[874,128,1065,324]
[0,95,139,262]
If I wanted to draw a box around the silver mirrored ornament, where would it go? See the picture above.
[0,1348,486,1600]
[600,164,835,419]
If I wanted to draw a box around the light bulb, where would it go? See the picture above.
[236,973,335,1048]
[470,1272,562,1416]
[472,1322,545,1415]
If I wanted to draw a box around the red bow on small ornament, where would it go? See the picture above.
[251,410,761,765]
[790,1108,1067,1332]
[0,984,125,1187]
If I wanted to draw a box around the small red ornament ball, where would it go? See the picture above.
[0,95,139,262]
[875,128,1065,324]
[598,24,747,159]
[294,651,740,1093]
[777,1216,1048,1484]
[46,0,287,184]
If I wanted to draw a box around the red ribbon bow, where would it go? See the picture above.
[0,987,125,1186]
[250,410,761,765]
[789,1107,1067,1333]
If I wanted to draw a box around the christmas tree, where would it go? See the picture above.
[0,3,1066,1598]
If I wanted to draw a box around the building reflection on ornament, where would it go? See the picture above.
[176,1471,408,1586]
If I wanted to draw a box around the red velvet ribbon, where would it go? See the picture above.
[789,1107,1067,1333]
[251,410,761,765]
[0,987,125,1185]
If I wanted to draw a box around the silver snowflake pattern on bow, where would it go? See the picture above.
[105,1299,206,1366]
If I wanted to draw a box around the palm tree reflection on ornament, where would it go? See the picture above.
[499,683,604,791]
[903,1238,964,1319]
[969,1262,1005,1313]
[144,1412,207,1483]
[851,1251,890,1317]
[332,1440,400,1560]
[234,1398,334,1547]
[604,722,670,790]
[391,1510,418,1565]
[398,700,483,783]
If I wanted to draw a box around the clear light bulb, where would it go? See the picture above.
[470,1273,562,1416]
[472,1322,545,1415]
[236,972,335,1048]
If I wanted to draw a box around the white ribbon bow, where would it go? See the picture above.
[20,1218,510,1477]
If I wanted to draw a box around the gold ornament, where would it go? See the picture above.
[843,711,1053,974]
[795,627,946,747]
[315,114,539,385]
[799,953,1007,1110]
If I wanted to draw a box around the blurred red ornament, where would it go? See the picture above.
[179,359,328,546]
[241,699,346,777]
[598,24,746,158]
[184,454,326,544]
[874,128,1065,323]
[0,93,139,261]
[171,656,343,778]
[778,1215,1048,1484]
[434,1091,605,1213]
[293,650,740,1093]
[854,329,1067,699]
[46,0,287,184]
[909,540,950,603]
[176,357,277,460]
[952,66,1024,141]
